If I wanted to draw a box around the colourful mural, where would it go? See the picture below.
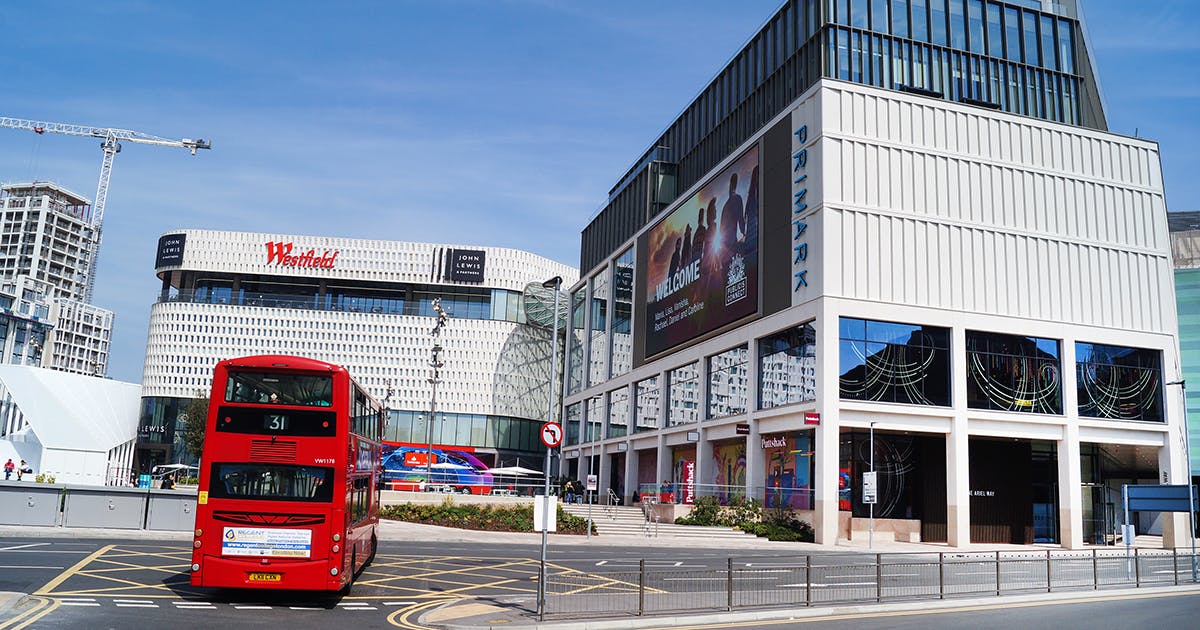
[762,432,813,510]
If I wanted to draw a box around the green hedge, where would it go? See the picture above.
[674,496,814,543]
[380,499,595,535]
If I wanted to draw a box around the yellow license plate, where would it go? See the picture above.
[248,572,282,582]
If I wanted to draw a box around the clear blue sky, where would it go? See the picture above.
[0,1,1196,384]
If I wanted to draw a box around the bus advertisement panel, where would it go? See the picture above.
[190,355,383,593]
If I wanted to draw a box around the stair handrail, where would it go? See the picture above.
[640,500,659,538]
[605,488,619,519]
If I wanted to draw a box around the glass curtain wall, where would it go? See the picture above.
[966,331,1061,414]
[635,376,661,433]
[668,362,702,426]
[1076,342,1163,422]
[588,269,610,386]
[585,395,604,443]
[565,402,581,447]
[759,323,817,409]
[608,388,629,438]
[839,317,951,406]
[566,289,585,395]
[611,248,634,378]
[708,346,749,418]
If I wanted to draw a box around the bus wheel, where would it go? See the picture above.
[459,486,471,494]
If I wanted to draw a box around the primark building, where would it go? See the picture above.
[564,0,1190,548]
[138,230,575,474]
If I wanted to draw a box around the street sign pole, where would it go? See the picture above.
[537,278,561,619]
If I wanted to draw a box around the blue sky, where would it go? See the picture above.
[1,0,1196,384]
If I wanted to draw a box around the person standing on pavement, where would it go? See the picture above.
[3,458,13,480]
[160,473,176,490]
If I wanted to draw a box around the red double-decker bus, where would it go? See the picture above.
[190,355,384,593]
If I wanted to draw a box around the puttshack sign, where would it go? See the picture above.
[265,242,339,269]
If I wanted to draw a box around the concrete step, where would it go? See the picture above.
[560,504,759,540]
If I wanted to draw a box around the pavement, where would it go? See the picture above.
[1,520,1197,629]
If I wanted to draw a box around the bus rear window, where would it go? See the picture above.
[225,371,333,407]
[209,463,334,503]
[214,406,336,437]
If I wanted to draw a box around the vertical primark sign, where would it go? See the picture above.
[791,97,820,305]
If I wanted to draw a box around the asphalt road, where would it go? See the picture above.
[2,537,1198,629]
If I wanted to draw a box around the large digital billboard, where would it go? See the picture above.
[640,146,759,358]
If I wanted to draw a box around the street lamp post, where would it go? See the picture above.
[538,276,562,619]
[426,298,448,489]
[1166,379,1196,581]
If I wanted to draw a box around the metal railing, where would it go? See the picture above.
[542,547,1199,617]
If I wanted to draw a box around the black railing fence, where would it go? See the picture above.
[544,548,1199,617]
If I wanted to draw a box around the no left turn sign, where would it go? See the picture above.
[540,422,563,448]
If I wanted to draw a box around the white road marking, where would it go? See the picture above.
[289,606,324,610]
[596,560,608,566]
[58,602,101,607]
[346,607,378,611]
[234,605,272,610]
[0,543,50,551]
[114,599,155,604]
[115,604,159,608]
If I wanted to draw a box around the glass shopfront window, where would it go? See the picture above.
[635,376,661,433]
[966,331,1061,414]
[1076,342,1163,422]
[759,323,817,409]
[839,317,951,406]
[668,362,701,426]
[611,248,634,378]
[707,346,749,419]
[608,388,629,438]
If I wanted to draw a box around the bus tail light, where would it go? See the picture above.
[330,567,339,576]
[193,540,202,549]
[332,544,340,553]
[332,533,341,542]
[191,563,200,572]
[194,528,203,537]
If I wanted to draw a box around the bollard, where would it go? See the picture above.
[726,557,733,611]
[638,558,645,616]
[938,552,945,600]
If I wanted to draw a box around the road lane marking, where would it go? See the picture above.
[289,606,324,610]
[34,543,115,595]
[233,605,272,610]
[0,543,50,552]
[0,595,56,630]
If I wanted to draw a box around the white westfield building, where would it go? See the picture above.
[139,229,575,474]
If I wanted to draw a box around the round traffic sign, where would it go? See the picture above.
[540,422,563,448]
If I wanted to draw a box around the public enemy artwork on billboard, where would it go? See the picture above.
[641,146,759,358]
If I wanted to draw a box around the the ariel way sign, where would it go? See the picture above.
[265,241,339,269]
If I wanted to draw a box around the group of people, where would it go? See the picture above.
[3,458,32,481]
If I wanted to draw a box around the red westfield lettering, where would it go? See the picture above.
[265,242,339,268]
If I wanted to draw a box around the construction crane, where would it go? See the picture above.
[0,116,211,302]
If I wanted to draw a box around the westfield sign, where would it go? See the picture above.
[265,241,339,269]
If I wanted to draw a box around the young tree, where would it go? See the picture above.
[181,394,210,461]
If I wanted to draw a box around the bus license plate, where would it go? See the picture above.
[248,572,282,582]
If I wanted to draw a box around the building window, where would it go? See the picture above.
[608,387,629,438]
[611,248,634,378]
[966,331,1061,414]
[565,402,581,446]
[668,362,701,426]
[587,268,610,386]
[566,289,585,395]
[759,323,817,410]
[585,395,603,443]
[707,345,749,419]
[1076,342,1163,422]
[839,317,950,406]
[635,376,661,433]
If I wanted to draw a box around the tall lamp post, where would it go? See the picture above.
[426,298,449,488]
[538,276,562,619]
[1166,379,1196,581]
